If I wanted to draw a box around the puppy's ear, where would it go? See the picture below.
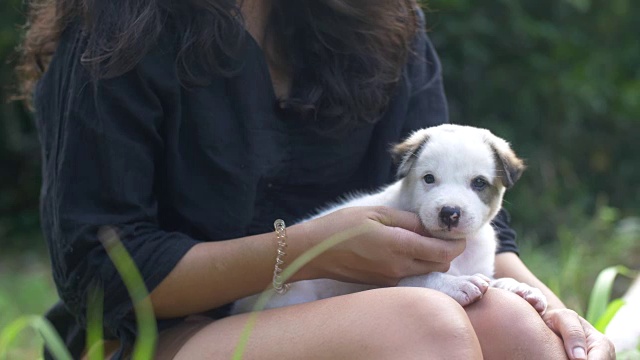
[391,130,430,178]
[485,134,526,189]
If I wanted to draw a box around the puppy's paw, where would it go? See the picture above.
[491,278,548,315]
[516,285,547,315]
[443,274,491,307]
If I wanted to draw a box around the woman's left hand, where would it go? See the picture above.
[542,308,616,360]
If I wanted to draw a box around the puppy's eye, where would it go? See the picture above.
[471,177,488,190]
[423,174,436,184]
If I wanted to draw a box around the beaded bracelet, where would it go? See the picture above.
[272,219,291,294]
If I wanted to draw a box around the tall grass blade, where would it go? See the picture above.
[0,315,72,360]
[586,265,634,324]
[100,228,157,360]
[593,298,625,333]
[232,224,372,360]
[86,285,105,360]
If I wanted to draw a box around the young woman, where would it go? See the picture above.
[19,0,614,358]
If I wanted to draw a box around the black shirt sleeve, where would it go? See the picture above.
[36,25,199,353]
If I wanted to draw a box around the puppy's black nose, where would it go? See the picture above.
[439,206,461,229]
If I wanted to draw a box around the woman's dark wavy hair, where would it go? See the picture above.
[18,0,420,134]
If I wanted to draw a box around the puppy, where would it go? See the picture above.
[232,124,547,315]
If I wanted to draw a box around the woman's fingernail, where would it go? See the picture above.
[572,347,586,359]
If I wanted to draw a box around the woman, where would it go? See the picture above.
[19,0,614,358]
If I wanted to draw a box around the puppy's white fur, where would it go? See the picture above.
[232,124,547,314]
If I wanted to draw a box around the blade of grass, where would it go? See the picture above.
[232,223,373,360]
[593,298,625,333]
[99,227,157,360]
[586,265,634,324]
[86,285,105,360]
[0,315,72,360]
[35,317,73,360]
[0,317,31,360]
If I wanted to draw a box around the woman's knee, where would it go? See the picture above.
[466,288,567,359]
[361,287,482,359]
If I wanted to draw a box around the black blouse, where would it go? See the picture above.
[36,15,518,358]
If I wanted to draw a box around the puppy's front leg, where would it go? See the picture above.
[398,272,491,307]
[491,277,547,314]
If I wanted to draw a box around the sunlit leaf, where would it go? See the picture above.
[594,298,625,332]
[586,265,635,324]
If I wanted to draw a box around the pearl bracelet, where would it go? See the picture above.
[272,219,291,294]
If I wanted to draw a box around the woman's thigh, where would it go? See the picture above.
[167,287,482,360]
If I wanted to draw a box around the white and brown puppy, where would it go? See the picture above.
[232,124,547,315]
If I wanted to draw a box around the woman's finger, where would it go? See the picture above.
[544,309,588,360]
[386,225,466,264]
[370,206,428,234]
[578,317,616,360]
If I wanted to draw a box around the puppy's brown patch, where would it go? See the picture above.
[478,181,503,208]
[391,132,430,178]
[491,144,526,189]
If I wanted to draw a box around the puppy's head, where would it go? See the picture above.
[392,124,525,240]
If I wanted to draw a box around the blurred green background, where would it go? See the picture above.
[0,0,638,356]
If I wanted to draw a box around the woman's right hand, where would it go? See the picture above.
[289,206,467,286]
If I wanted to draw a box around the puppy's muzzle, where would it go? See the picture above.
[439,206,461,230]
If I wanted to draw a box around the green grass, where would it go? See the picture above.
[518,207,640,314]
[0,251,58,359]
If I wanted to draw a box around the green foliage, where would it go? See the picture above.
[518,205,640,313]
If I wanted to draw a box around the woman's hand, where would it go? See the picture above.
[542,309,616,360]
[292,206,466,286]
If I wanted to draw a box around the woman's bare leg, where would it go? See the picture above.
[466,288,568,360]
[170,287,482,360]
